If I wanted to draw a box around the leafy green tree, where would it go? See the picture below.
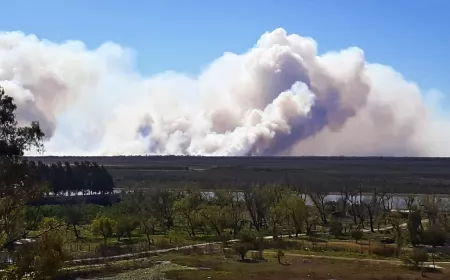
[268,203,288,239]
[91,215,114,245]
[7,219,68,280]
[0,87,45,250]
[199,205,227,236]
[285,195,307,237]
[115,216,139,241]
[173,192,202,237]
[141,216,157,248]
[62,204,85,240]
[149,189,178,230]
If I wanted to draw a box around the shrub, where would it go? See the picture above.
[233,243,250,260]
[420,225,447,247]
[351,230,363,243]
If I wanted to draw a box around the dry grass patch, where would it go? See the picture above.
[166,254,449,280]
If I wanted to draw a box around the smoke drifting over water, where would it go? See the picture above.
[1,28,449,156]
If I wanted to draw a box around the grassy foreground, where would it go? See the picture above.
[162,253,450,280]
[69,249,440,280]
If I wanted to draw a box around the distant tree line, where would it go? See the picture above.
[27,161,115,195]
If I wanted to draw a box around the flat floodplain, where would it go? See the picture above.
[29,156,450,193]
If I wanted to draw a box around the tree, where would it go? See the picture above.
[199,205,227,236]
[420,195,441,226]
[407,210,423,245]
[268,203,288,239]
[173,191,203,237]
[91,215,114,245]
[243,186,271,231]
[150,189,178,230]
[276,249,285,264]
[6,218,68,280]
[233,242,249,261]
[389,213,405,258]
[351,229,363,243]
[305,206,320,236]
[141,216,157,249]
[233,233,258,261]
[218,190,246,238]
[115,216,139,241]
[308,190,329,224]
[363,189,382,233]
[285,195,307,237]
[62,204,85,240]
[0,88,46,251]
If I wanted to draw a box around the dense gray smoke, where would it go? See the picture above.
[0,28,448,156]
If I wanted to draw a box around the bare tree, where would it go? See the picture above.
[243,185,271,231]
[404,195,417,212]
[363,189,382,233]
[308,190,329,224]
[420,194,441,226]
[339,185,351,214]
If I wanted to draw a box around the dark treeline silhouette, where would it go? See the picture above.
[28,160,115,195]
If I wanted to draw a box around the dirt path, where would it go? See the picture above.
[361,219,428,233]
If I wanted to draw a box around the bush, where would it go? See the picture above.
[368,245,397,258]
[233,243,250,260]
[351,230,363,243]
[420,226,447,247]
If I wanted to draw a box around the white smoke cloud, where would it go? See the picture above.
[0,28,449,156]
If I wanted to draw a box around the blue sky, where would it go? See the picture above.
[1,0,449,97]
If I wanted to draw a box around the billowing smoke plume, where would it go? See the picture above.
[0,28,448,156]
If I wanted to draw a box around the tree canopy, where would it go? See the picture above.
[0,87,46,250]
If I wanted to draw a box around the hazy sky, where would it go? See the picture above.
[2,0,450,157]
[2,0,449,96]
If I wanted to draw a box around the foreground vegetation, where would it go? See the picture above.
[59,250,450,280]
[2,85,450,280]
